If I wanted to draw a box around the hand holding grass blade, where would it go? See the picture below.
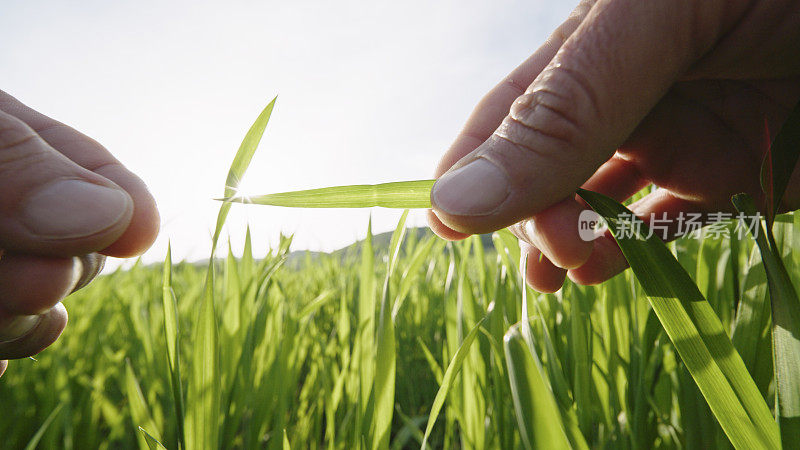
[221,180,435,209]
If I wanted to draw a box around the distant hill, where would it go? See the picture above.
[285,227,496,267]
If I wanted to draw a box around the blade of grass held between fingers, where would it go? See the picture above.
[733,193,800,448]
[577,189,780,449]
[221,180,435,209]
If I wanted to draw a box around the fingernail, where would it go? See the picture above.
[0,304,66,360]
[0,314,40,343]
[22,180,132,239]
[432,158,510,216]
[69,253,106,294]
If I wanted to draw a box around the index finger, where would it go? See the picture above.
[429,1,594,239]
[434,1,594,178]
[0,90,160,257]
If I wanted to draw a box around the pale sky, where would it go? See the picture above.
[0,0,577,269]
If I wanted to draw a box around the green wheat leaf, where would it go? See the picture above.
[161,244,185,450]
[221,180,435,209]
[504,324,573,450]
[733,193,800,447]
[24,404,63,450]
[420,306,492,450]
[578,188,780,449]
[212,97,277,254]
[138,427,168,450]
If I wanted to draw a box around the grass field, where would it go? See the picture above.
[3,99,799,449]
[1,212,797,449]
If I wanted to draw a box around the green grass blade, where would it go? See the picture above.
[297,289,335,319]
[283,429,291,450]
[517,250,588,450]
[372,211,408,450]
[385,210,409,276]
[212,97,277,254]
[457,242,486,449]
[186,98,275,450]
[577,188,780,449]
[138,427,168,450]
[568,283,594,439]
[186,271,221,450]
[224,180,435,209]
[731,243,770,386]
[734,193,800,446]
[504,324,573,450]
[356,218,376,446]
[420,307,492,450]
[161,244,185,450]
[761,99,800,227]
[417,337,444,385]
[392,410,425,450]
[125,360,162,450]
[23,403,63,450]
[392,237,438,320]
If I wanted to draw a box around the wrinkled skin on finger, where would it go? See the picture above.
[0,89,159,376]
[429,0,800,292]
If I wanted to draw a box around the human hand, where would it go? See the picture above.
[429,0,800,292]
[0,90,159,376]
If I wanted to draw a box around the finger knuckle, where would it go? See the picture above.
[0,120,37,152]
[0,118,46,171]
[498,64,601,163]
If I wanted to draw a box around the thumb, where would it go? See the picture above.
[431,0,732,234]
[0,110,133,256]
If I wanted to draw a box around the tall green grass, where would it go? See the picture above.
[2,213,799,448]
[2,99,799,449]
[5,211,798,448]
